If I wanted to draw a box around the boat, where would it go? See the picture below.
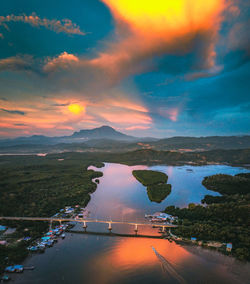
[5,265,24,273]
[4,267,15,273]
[13,265,24,273]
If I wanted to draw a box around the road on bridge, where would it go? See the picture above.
[0,216,177,229]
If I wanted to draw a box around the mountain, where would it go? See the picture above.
[70,125,135,141]
[0,125,136,147]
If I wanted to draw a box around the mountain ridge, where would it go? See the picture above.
[0,126,250,152]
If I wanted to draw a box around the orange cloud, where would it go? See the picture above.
[109,100,148,113]
[0,55,33,72]
[0,95,153,137]
[158,108,179,122]
[43,52,79,72]
[91,0,227,78]
[0,97,96,137]
[99,110,152,125]
[125,125,151,130]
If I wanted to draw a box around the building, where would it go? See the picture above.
[0,225,7,231]
[207,241,223,248]
[226,243,233,252]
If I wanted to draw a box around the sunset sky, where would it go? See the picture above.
[0,0,249,138]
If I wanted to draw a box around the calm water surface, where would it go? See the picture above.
[12,163,250,284]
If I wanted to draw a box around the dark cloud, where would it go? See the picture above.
[0,108,26,115]
[0,55,34,72]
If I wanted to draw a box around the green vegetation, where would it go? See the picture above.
[0,154,103,273]
[74,148,250,166]
[165,173,250,261]
[0,150,249,269]
[132,170,171,203]
[1,135,250,154]
[132,170,168,186]
[147,184,172,203]
[202,173,250,195]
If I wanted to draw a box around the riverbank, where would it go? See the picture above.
[0,156,103,274]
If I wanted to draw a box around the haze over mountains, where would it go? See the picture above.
[0,126,136,146]
[0,125,250,154]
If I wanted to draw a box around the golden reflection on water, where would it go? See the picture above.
[87,233,190,284]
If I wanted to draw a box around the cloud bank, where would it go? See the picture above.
[0,13,85,36]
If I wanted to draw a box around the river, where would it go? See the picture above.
[11,163,250,284]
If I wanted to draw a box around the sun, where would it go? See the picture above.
[68,103,85,115]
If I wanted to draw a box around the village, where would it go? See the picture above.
[0,205,89,282]
[0,208,233,282]
[145,212,233,253]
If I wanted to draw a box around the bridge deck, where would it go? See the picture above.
[0,216,177,228]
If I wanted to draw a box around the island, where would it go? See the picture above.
[132,170,171,203]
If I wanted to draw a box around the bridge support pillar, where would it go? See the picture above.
[159,226,165,233]
[83,221,87,232]
[108,222,112,233]
[49,220,52,231]
[134,224,138,235]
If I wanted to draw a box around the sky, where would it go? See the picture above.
[0,0,249,138]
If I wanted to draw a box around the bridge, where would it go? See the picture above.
[0,216,177,234]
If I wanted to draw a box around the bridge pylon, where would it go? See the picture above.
[83,221,87,231]
[134,224,138,235]
[108,222,112,233]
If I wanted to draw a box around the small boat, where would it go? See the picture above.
[4,267,15,273]
[5,265,24,273]
[61,234,65,239]
[13,265,24,273]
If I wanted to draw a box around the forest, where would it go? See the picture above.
[0,155,103,272]
[132,170,171,203]
[165,173,250,261]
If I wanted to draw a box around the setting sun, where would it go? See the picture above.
[68,103,85,115]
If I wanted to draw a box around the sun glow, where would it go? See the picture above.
[68,103,85,115]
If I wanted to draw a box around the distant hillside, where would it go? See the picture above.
[0,126,250,153]
[151,136,250,151]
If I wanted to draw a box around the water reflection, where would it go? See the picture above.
[12,163,250,284]
[87,237,190,284]
[88,163,250,219]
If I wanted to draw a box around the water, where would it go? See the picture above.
[11,163,250,284]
